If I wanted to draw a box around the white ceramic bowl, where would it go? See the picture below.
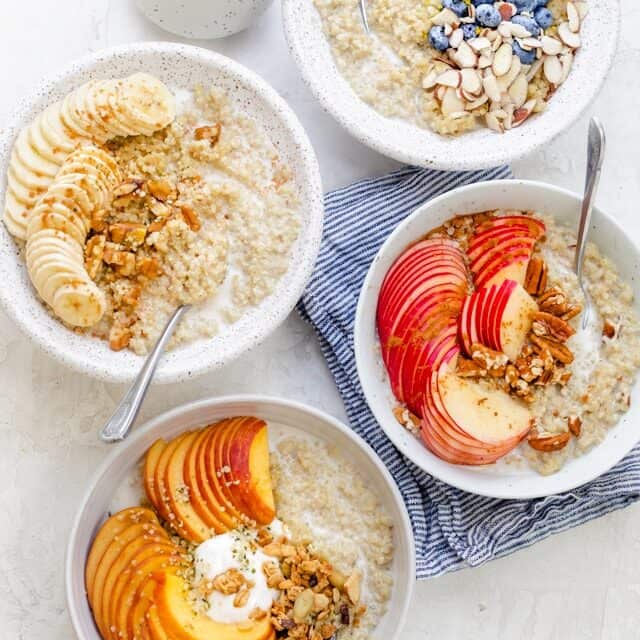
[0,42,323,384]
[282,1,620,170]
[136,0,274,39]
[354,179,640,499]
[65,395,416,640]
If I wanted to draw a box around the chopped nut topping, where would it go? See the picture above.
[344,572,361,604]
[470,343,508,373]
[603,319,617,339]
[531,311,575,343]
[524,255,548,296]
[113,179,141,198]
[109,222,147,248]
[180,204,201,232]
[103,244,137,277]
[233,584,250,608]
[108,321,131,351]
[85,234,106,279]
[527,431,571,452]
[137,256,163,279]
[568,415,582,437]
[147,179,177,202]
[530,334,574,365]
[91,208,107,233]
[538,288,569,316]
[195,123,222,146]
[456,357,487,377]
[212,568,246,595]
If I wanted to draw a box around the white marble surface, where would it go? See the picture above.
[0,1,639,638]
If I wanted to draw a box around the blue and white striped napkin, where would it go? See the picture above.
[297,165,640,578]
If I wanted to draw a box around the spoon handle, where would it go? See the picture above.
[359,0,370,33]
[574,117,606,280]
[100,305,190,443]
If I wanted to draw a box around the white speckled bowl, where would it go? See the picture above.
[65,395,416,640]
[136,0,274,39]
[354,180,640,499]
[0,42,323,384]
[282,1,620,170]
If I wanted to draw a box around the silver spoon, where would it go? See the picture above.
[100,305,191,443]
[574,117,606,331]
[359,0,370,34]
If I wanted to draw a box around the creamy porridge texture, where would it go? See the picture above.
[378,209,640,474]
[93,86,300,354]
[271,437,394,640]
[313,0,586,134]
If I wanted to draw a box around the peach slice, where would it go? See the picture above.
[165,431,215,543]
[154,433,192,539]
[226,417,276,525]
[196,426,241,529]
[183,428,229,533]
[90,522,168,635]
[144,440,167,512]
[153,572,273,640]
[85,507,159,599]
[147,606,170,640]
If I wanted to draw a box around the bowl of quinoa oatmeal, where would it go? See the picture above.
[354,179,640,499]
[0,42,323,383]
[282,0,619,169]
[66,395,415,640]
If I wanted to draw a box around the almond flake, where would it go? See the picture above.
[468,37,492,52]
[540,35,563,56]
[478,54,494,69]
[435,69,462,88]
[559,52,574,83]
[449,28,464,49]
[543,55,563,84]
[453,41,477,68]
[422,70,438,89]
[567,1,580,32]
[526,57,544,81]
[482,73,502,102]
[492,43,513,77]
[465,94,489,110]
[558,22,581,49]
[575,1,589,20]
[497,56,522,91]
[441,87,466,116]
[508,74,528,108]
[461,68,482,95]
[486,112,503,132]
[512,99,536,127]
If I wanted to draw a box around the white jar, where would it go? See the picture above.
[136,0,275,39]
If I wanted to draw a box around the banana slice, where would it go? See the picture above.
[12,128,59,178]
[30,253,84,294]
[42,182,94,219]
[3,191,31,238]
[87,80,135,138]
[40,264,88,304]
[26,228,84,263]
[27,202,88,245]
[70,80,114,143]
[29,112,69,165]
[39,103,77,154]
[118,73,175,135]
[54,170,110,212]
[60,85,99,141]
[52,282,106,327]
[8,155,52,192]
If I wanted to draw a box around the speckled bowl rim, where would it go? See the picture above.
[0,42,324,384]
[354,179,640,499]
[65,394,416,640]
[282,0,620,170]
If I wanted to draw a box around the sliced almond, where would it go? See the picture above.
[541,35,563,56]
[422,70,438,89]
[482,73,502,102]
[543,55,563,85]
[497,22,513,39]
[478,54,494,69]
[449,28,464,49]
[508,73,528,108]
[441,87,466,116]
[453,41,477,68]
[486,112,504,132]
[528,431,571,452]
[512,98,536,127]
[492,43,513,77]
[491,34,503,52]
[460,68,482,95]
[431,8,459,26]
[559,52,574,83]
[435,69,462,88]
[435,85,448,102]
[449,111,470,120]
[526,56,544,81]
[558,22,581,49]
[443,23,453,37]
[510,23,533,39]
[567,1,580,32]
[468,37,492,52]
[497,56,522,91]
[465,94,489,110]
[520,37,542,49]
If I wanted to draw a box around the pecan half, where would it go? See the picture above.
[470,343,508,371]
[524,255,547,296]
[567,415,582,437]
[531,312,575,343]
[530,334,574,365]
[538,288,568,316]
[527,431,571,452]
[561,304,582,321]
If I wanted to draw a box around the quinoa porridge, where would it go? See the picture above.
[91,418,395,640]
[377,209,640,474]
[3,74,300,354]
[312,0,587,135]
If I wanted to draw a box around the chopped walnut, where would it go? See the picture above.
[91,208,107,233]
[109,222,147,249]
[195,123,222,146]
[137,256,163,279]
[147,179,177,202]
[212,568,246,595]
[112,179,141,198]
[85,234,106,279]
[103,244,137,277]
[180,204,201,232]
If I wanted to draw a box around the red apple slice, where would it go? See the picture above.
[482,281,513,350]
[495,282,538,360]
[467,224,532,256]
[474,251,531,289]
[474,215,546,239]
[470,237,535,275]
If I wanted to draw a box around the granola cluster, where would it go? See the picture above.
[259,532,365,640]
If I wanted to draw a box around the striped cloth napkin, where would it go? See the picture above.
[297,165,640,578]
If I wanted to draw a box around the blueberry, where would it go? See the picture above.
[429,25,450,51]
[534,0,548,7]
[462,23,479,39]
[511,14,541,35]
[475,4,502,28]
[513,0,537,12]
[534,7,553,29]
[470,0,487,6]
[512,40,536,64]
[443,0,468,18]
